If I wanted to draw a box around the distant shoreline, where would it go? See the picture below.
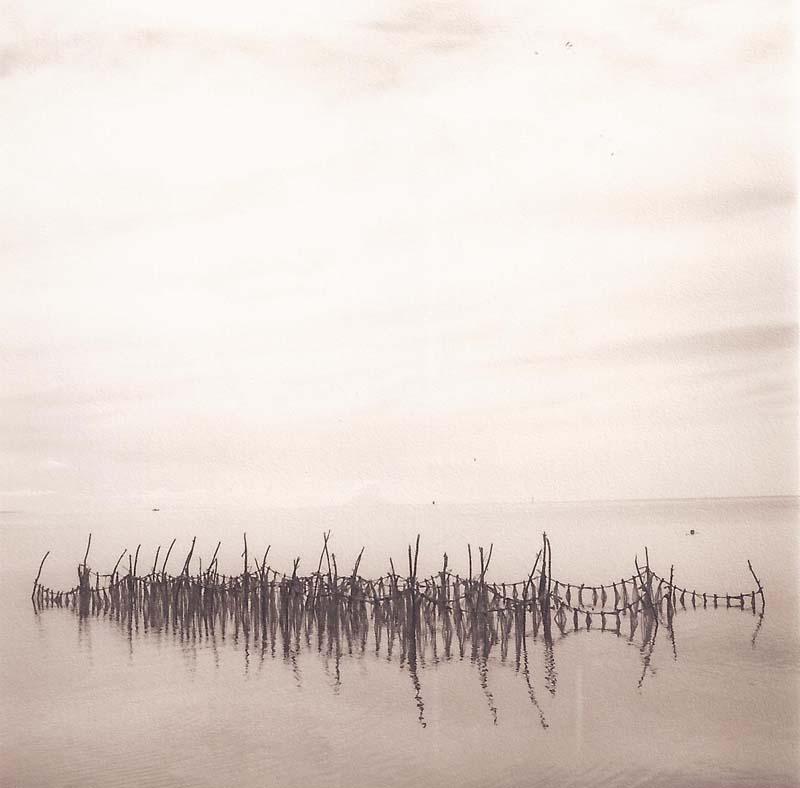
[522,494,798,506]
[1,494,796,519]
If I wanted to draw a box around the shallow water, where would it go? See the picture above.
[2,497,798,788]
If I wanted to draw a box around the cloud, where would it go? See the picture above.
[0,2,492,90]
[364,1,490,52]
[43,458,69,469]
[519,322,798,367]
[0,489,56,497]
[0,28,292,79]
[596,185,795,226]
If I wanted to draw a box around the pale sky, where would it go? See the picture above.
[1,0,796,509]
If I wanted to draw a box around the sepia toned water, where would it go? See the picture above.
[2,497,798,788]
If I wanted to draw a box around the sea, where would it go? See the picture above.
[1,496,797,788]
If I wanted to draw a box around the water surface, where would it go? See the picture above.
[2,497,798,787]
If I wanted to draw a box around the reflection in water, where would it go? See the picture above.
[406,632,427,728]
[30,534,766,727]
[476,654,497,725]
[520,639,549,729]
[544,643,558,696]
[637,625,658,689]
[751,613,765,648]
[77,613,92,664]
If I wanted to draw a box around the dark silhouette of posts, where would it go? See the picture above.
[538,533,552,644]
[78,534,92,618]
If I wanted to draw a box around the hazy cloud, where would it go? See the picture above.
[364,1,489,51]
[42,458,69,469]
[518,323,798,367]
[0,489,56,497]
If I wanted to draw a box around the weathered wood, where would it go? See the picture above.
[31,551,50,603]
[30,529,765,696]
[161,539,176,574]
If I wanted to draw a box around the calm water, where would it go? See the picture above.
[2,497,798,788]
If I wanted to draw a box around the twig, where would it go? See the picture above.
[111,549,127,580]
[161,539,176,574]
[82,533,92,570]
[181,537,196,576]
[747,560,765,608]
[151,546,161,576]
[31,551,50,601]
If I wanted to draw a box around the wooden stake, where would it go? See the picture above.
[31,551,50,602]
[161,539,176,575]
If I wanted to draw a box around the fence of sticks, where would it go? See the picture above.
[31,532,765,666]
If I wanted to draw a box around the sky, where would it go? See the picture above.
[1,0,797,510]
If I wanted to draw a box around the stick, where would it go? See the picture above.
[324,535,333,582]
[82,533,92,570]
[545,533,553,594]
[161,538,176,574]
[747,560,765,607]
[315,532,330,577]
[309,532,329,605]
[111,549,127,580]
[526,549,542,597]
[151,546,161,576]
[181,537,196,576]
[31,551,50,600]
[209,541,222,574]
[539,533,552,642]
[260,546,271,579]
[351,547,365,580]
